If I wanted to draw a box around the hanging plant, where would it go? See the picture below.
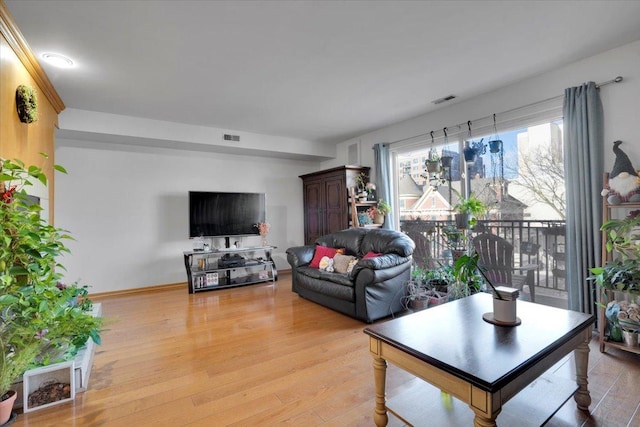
[489,139,502,153]
[15,85,38,124]
[441,156,453,168]
[463,141,477,162]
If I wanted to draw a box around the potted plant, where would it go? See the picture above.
[603,299,640,346]
[0,323,42,423]
[489,139,502,154]
[425,148,441,173]
[601,209,640,258]
[376,199,391,219]
[425,265,454,293]
[440,155,453,168]
[453,192,487,229]
[425,157,441,173]
[590,209,640,294]
[451,252,484,298]
[452,252,515,322]
[441,224,467,261]
[590,210,640,343]
[365,182,377,201]
[463,139,486,163]
[590,258,640,294]
[0,156,102,420]
[355,172,368,201]
[406,265,452,309]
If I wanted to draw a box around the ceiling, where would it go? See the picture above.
[6,1,640,145]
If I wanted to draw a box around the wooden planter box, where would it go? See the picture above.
[11,302,102,408]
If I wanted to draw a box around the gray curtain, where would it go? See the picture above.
[373,143,393,229]
[563,82,603,313]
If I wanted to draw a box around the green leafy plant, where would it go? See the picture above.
[601,209,640,260]
[0,325,41,399]
[441,224,466,251]
[451,190,486,228]
[425,149,441,173]
[0,155,102,398]
[355,172,368,192]
[411,265,453,288]
[377,199,391,216]
[590,259,640,293]
[590,210,640,293]
[454,192,487,216]
[453,252,503,299]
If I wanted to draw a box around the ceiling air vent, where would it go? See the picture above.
[432,95,456,105]
[223,134,240,142]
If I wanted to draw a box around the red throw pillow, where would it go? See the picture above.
[310,246,338,268]
[363,251,382,259]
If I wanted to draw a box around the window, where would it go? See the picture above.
[396,141,461,222]
[467,121,565,221]
[394,119,564,223]
[392,114,567,310]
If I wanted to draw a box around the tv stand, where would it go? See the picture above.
[183,245,277,293]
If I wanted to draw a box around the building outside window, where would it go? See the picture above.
[394,118,567,308]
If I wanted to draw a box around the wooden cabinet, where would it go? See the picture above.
[300,166,369,245]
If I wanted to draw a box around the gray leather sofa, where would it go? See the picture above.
[286,228,414,323]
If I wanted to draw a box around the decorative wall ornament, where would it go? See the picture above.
[16,84,38,123]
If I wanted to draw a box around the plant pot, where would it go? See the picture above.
[357,213,372,225]
[426,160,440,173]
[455,213,469,229]
[489,139,502,153]
[409,298,429,311]
[373,213,385,224]
[427,279,449,293]
[441,156,453,168]
[622,330,638,347]
[0,390,17,425]
[451,250,467,264]
[463,146,477,162]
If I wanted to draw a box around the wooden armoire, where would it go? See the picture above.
[299,165,370,245]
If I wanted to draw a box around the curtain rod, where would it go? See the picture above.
[391,76,624,144]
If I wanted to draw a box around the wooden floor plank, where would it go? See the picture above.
[11,275,640,426]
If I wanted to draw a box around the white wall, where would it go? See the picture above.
[325,39,640,179]
[54,39,640,294]
[55,142,319,293]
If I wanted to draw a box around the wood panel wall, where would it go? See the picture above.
[0,0,65,223]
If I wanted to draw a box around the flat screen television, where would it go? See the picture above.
[189,191,266,238]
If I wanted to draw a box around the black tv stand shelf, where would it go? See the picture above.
[183,245,278,293]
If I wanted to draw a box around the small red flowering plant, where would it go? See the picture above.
[255,222,270,237]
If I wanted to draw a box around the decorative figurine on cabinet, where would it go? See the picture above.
[601,140,640,205]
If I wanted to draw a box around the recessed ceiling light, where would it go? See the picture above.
[41,52,74,68]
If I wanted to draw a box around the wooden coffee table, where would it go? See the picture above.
[364,293,594,427]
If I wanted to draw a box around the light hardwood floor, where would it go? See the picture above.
[13,274,640,426]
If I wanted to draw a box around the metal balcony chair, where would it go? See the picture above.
[473,233,538,302]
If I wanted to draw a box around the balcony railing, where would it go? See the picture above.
[400,218,567,298]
